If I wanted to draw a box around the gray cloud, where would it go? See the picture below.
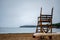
[0,0,60,27]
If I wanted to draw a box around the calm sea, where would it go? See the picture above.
[0,27,60,34]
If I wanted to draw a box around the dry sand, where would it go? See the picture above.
[0,33,60,40]
[0,33,35,40]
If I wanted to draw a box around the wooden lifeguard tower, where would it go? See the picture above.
[33,8,53,40]
[36,8,53,33]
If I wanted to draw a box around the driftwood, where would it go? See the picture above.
[33,33,60,38]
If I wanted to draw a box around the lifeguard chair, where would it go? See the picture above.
[36,7,53,33]
[33,8,53,40]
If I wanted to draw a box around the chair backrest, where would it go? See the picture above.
[40,7,53,16]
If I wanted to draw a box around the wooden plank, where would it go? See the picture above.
[38,20,51,22]
[41,16,52,18]
[37,24,51,26]
[41,15,52,16]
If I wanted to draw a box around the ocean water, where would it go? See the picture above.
[0,27,60,34]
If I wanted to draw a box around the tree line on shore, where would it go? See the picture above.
[52,23,60,28]
[20,23,60,28]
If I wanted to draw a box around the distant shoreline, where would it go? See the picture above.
[20,23,60,28]
[20,25,60,28]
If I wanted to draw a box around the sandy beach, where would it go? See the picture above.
[0,33,60,40]
[0,33,35,40]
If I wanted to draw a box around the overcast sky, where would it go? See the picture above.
[0,0,60,27]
